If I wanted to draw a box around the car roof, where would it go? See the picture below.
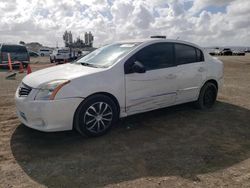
[0,43,27,50]
[117,38,203,50]
[0,43,26,47]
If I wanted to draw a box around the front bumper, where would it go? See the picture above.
[15,90,83,132]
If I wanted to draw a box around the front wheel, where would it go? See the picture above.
[195,82,218,109]
[74,94,119,137]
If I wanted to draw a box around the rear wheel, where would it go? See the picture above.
[74,94,119,137]
[195,82,218,109]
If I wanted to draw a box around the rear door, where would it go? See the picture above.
[174,43,206,103]
[125,42,178,115]
[57,50,70,59]
[1,45,29,63]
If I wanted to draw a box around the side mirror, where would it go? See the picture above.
[132,61,146,73]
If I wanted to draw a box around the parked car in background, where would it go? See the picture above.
[28,51,40,57]
[50,48,71,63]
[15,38,223,137]
[38,48,52,56]
[0,43,29,67]
[233,50,245,56]
[220,48,233,56]
[206,48,221,56]
[244,48,250,53]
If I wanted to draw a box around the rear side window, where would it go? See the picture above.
[175,44,204,65]
[135,43,175,70]
[196,48,204,62]
[1,45,27,53]
[175,44,196,65]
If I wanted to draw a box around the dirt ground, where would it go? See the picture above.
[0,55,250,188]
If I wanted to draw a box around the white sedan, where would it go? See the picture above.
[15,38,223,137]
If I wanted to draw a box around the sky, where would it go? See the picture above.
[0,0,249,47]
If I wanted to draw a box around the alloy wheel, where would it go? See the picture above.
[84,102,113,133]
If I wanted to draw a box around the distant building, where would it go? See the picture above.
[63,31,94,48]
[63,31,73,47]
[85,32,94,47]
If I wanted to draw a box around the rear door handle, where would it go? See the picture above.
[198,67,206,72]
[166,74,177,79]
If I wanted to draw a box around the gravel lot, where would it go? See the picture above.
[0,55,250,188]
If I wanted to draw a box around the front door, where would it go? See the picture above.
[124,42,178,115]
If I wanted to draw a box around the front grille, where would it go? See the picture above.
[19,83,32,97]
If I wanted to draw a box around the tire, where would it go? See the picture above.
[41,53,44,56]
[74,94,119,137]
[195,82,218,109]
[50,57,54,63]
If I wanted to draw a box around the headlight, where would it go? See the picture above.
[35,80,70,100]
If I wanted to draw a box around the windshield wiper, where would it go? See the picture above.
[80,62,100,68]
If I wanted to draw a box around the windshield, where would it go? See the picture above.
[75,42,140,68]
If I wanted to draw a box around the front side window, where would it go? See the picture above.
[134,43,175,70]
[76,43,140,68]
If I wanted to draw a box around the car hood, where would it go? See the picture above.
[22,63,104,88]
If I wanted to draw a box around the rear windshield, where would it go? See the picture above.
[1,45,27,53]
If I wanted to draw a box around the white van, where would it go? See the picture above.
[39,49,52,56]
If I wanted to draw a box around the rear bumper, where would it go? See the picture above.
[15,93,83,132]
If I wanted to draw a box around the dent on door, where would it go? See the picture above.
[176,62,206,103]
